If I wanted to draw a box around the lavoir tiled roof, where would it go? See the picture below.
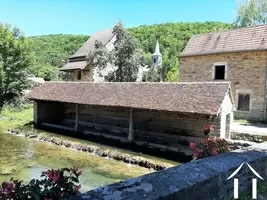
[26,82,231,115]
[180,24,267,57]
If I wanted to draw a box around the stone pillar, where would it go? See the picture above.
[33,101,39,128]
[74,104,79,132]
[128,108,134,142]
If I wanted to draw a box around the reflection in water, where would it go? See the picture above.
[0,132,177,192]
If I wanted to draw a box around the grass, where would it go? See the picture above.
[0,104,33,131]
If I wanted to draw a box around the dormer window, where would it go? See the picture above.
[212,62,227,80]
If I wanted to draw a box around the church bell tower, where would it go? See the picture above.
[151,40,162,68]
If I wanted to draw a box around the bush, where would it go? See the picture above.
[0,167,82,200]
[190,138,231,160]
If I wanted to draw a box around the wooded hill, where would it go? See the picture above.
[27,22,233,81]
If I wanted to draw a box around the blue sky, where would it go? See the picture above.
[0,0,238,36]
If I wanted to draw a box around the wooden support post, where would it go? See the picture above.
[74,104,79,132]
[128,108,134,142]
[33,101,39,128]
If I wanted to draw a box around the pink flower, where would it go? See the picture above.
[7,183,14,190]
[74,184,81,193]
[53,172,61,181]
[72,166,78,173]
[189,142,196,149]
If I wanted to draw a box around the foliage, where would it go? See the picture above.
[0,24,31,111]
[0,104,33,131]
[88,22,146,82]
[27,34,88,81]
[87,40,110,78]
[189,138,231,160]
[234,0,267,27]
[142,68,161,82]
[0,167,82,200]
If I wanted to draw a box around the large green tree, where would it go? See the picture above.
[234,0,267,27]
[88,22,146,82]
[0,24,31,111]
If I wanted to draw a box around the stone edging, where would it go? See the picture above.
[7,129,167,171]
[231,132,267,143]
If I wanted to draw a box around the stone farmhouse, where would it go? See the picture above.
[60,28,116,82]
[180,24,267,121]
[60,27,160,82]
[26,81,233,155]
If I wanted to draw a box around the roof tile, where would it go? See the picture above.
[180,24,267,57]
[26,82,231,115]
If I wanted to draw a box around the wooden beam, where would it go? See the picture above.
[128,108,134,142]
[33,101,39,128]
[74,104,79,132]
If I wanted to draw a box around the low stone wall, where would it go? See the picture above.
[70,143,267,200]
[231,132,267,143]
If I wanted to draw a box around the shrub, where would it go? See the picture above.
[190,138,231,160]
[0,167,82,200]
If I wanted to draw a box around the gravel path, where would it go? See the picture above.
[231,122,267,135]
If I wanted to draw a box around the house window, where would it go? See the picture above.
[237,93,250,111]
[77,71,81,80]
[214,65,225,80]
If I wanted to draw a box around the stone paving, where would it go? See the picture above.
[231,122,267,135]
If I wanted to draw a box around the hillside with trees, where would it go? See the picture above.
[27,22,233,81]
[27,34,88,80]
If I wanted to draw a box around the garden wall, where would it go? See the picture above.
[70,143,267,200]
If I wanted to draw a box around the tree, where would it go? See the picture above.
[142,68,161,82]
[88,22,146,82]
[234,0,267,27]
[0,24,31,111]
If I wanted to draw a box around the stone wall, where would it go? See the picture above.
[70,143,267,200]
[70,70,93,82]
[180,51,267,120]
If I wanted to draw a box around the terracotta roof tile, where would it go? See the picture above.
[180,24,267,57]
[26,82,230,115]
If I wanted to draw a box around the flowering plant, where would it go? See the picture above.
[0,167,82,200]
[190,138,231,160]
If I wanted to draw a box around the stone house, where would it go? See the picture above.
[26,81,233,155]
[179,24,267,121]
[60,28,116,82]
[60,28,156,82]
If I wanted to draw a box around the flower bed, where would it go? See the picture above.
[0,167,82,200]
[190,138,231,160]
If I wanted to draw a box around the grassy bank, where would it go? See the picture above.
[0,104,33,131]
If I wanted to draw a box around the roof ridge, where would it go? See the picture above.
[192,24,267,38]
[46,81,230,85]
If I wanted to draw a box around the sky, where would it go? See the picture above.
[0,0,238,36]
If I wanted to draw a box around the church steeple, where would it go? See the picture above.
[151,40,162,68]
[153,40,161,56]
